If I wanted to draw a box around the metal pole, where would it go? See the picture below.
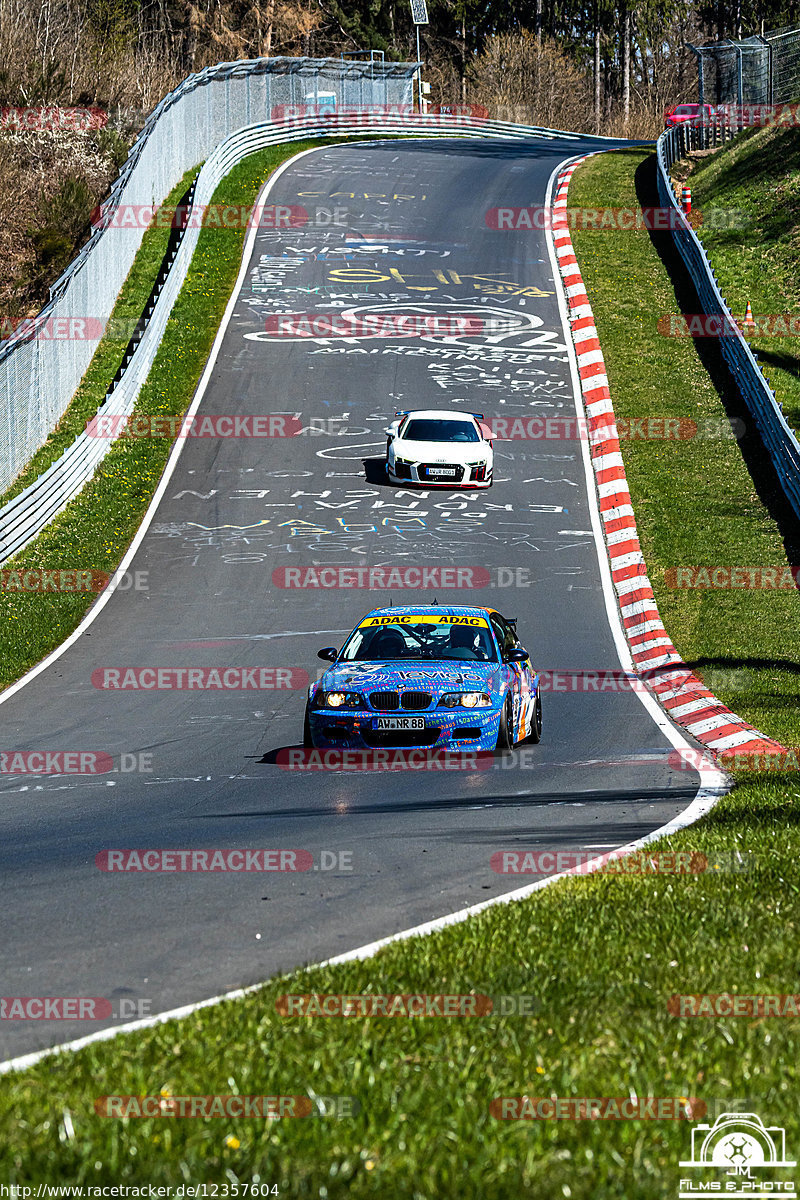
[687,45,704,106]
[416,25,422,112]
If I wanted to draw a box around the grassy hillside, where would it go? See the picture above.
[676,122,800,433]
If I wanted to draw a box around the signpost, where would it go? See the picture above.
[410,0,429,113]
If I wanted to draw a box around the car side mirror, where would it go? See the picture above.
[384,429,394,438]
[505,647,529,663]
[317,647,338,662]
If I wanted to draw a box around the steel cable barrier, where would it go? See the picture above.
[657,124,800,522]
[0,110,585,565]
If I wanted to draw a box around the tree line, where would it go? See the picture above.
[1,0,800,138]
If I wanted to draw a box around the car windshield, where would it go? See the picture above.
[402,419,479,443]
[340,620,498,663]
[675,106,697,114]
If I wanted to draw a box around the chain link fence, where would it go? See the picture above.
[0,56,417,496]
[689,25,800,107]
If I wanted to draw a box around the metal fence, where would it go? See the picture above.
[0,110,588,564]
[689,25,800,106]
[0,56,418,497]
[657,124,800,523]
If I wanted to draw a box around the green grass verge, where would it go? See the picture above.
[569,147,800,751]
[0,138,341,690]
[1,775,797,1196]
[673,123,800,434]
[2,141,799,1197]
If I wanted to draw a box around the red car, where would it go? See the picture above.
[664,103,715,128]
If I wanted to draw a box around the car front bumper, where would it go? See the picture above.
[387,459,492,488]
[307,701,504,751]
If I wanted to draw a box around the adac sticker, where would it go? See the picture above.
[360,614,489,628]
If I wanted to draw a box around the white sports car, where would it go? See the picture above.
[385,409,494,488]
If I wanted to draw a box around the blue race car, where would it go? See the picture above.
[303,604,542,753]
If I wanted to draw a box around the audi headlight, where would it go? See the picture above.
[315,691,363,709]
[439,692,492,709]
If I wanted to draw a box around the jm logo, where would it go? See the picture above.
[679,1111,795,1196]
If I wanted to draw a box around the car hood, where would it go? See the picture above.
[394,438,488,462]
[318,661,502,697]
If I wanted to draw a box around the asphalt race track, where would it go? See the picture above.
[0,136,704,1060]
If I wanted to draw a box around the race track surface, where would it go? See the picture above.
[0,136,701,1059]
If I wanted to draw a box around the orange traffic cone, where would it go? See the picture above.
[743,300,755,332]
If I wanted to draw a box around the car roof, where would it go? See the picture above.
[361,604,499,619]
[397,409,479,422]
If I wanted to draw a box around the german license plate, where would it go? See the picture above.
[428,467,456,477]
[375,717,425,731]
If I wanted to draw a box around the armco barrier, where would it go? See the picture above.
[0,57,419,497]
[657,124,800,521]
[0,111,584,565]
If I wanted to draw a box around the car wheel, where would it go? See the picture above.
[527,694,542,744]
[494,694,514,754]
[303,704,314,748]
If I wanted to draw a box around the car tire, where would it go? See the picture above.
[527,694,542,744]
[303,704,314,749]
[494,694,514,754]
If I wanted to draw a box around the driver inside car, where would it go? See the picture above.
[442,624,491,661]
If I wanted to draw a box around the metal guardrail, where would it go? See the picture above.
[0,57,419,497]
[657,124,800,522]
[0,111,584,565]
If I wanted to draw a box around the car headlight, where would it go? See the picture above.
[394,456,412,465]
[439,692,492,709]
[465,460,487,467]
[314,691,364,709]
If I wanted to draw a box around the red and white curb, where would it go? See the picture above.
[552,158,784,760]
